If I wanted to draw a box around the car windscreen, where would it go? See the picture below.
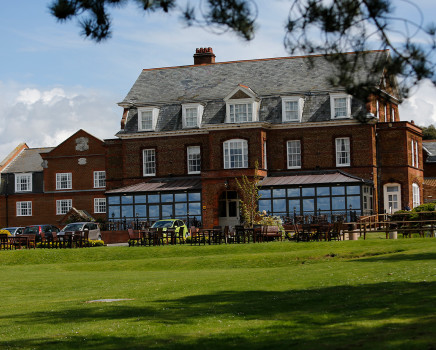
[151,221,174,228]
[62,223,83,232]
[24,227,39,234]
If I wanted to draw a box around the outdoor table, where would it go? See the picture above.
[9,236,28,249]
[19,234,36,249]
[211,228,224,244]
[191,229,213,245]
[59,232,73,248]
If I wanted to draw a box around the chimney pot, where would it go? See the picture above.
[194,47,216,65]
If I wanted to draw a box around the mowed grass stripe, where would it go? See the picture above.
[0,239,435,349]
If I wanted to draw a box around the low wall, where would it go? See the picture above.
[101,230,129,244]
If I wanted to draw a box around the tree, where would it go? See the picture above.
[421,124,436,140]
[49,0,436,98]
[235,162,261,228]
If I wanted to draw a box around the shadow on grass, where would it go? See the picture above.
[352,252,436,263]
[1,282,435,349]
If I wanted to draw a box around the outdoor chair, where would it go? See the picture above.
[283,224,295,241]
[0,234,11,250]
[73,231,84,248]
[235,225,246,243]
[82,231,89,247]
[141,228,152,246]
[212,226,223,244]
[39,232,47,247]
[223,226,230,243]
[165,228,176,245]
[190,227,204,245]
[154,228,164,246]
[128,228,142,246]
[60,232,73,248]
[48,232,59,249]
[253,226,263,243]
[330,222,344,241]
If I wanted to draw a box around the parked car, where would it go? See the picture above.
[151,219,188,237]
[1,227,25,236]
[58,222,102,240]
[23,225,60,242]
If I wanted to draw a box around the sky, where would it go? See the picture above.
[1,0,436,160]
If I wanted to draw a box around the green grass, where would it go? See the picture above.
[0,238,435,349]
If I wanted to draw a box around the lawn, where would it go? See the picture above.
[0,237,435,349]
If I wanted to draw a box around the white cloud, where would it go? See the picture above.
[399,79,436,126]
[0,82,120,161]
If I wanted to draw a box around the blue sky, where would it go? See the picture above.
[1,0,436,159]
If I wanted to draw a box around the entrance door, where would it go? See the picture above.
[383,183,401,214]
[218,191,240,227]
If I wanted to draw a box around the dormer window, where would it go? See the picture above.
[138,107,159,131]
[330,93,351,119]
[182,104,203,128]
[224,85,260,123]
[282,97,304,122]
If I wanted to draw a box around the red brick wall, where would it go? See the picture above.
[101,230,129,244]
[103,120,423,222]
[377,122,423,210]
[42,130,106,192]
[0,130,107,228]
[0,192,106,228]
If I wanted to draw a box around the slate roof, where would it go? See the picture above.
[106,178,202,194]
[118,50,388,135]
[260,170,368,187]
[423,141,436,162]
[3,148,54,173]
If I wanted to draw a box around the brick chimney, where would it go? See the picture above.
[194,47,216,65]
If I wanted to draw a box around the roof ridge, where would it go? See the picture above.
[141,49,389,72]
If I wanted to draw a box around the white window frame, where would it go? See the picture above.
[15,173,32,192]
[223,139,248,169]
[415,140,419,168]
[282,97,304,122]
[330,93,352,119]
[383,183,401,214]
[391,108,395,122]
[182,104,204,128]
[335,137,351,167]
[411,140,415,167]
[94,198,106,213]
[187,146,201,174]
[384,104,387,121]
[412,183,420,208]
[56,173,72,190]
[93,171,106,188]
[287,140,302,169]
[263,140,267,170]
[138,107,159,131]
[143,149,156,176]
[376,100,379,119]
[226,99,259,123]
[56,199,72,215]
[16,201,32,216]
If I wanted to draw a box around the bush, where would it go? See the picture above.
[36,239,105,248]
[391,202,436,221]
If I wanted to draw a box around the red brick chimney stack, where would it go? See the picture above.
[194,47,216,65]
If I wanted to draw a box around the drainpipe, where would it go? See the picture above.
[4,175,9,227]
[376,128,382,215]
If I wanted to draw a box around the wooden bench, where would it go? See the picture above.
[262,226,282,241]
